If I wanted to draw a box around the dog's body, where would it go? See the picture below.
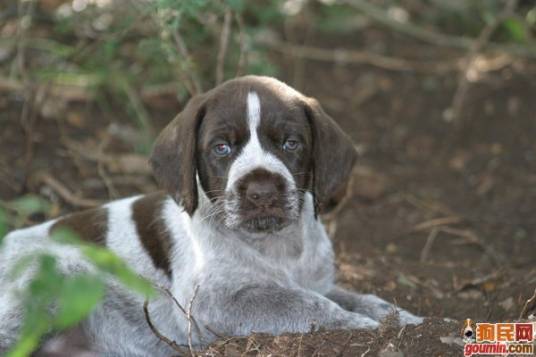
[0,76,421,356]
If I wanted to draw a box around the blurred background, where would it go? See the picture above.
[1,0,536,354]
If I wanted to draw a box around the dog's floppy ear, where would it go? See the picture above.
[149,94,206,215]
[303,97,357,215]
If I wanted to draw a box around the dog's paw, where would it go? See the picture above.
[345,313,380,330]
[397,309,424,326]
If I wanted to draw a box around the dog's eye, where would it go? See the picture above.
[283,139,300,152]
[213,142,232,157]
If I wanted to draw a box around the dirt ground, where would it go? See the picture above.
[1,29,536,356]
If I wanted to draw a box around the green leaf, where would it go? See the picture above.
[0,208,7,245]
[50,229,154,297]
[7,255,62,357]
[6,330,45,357]
[502,18,526,43]
[50,227,81,244]
[8,254,36,280]
[8,195,51,217]
[81,245,154,297]
[54,274,105,329]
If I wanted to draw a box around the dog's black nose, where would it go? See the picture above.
[246,181,278,208]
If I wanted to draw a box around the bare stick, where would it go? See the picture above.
[160,287,222,342]
[35,172,102,208]
[234,12,248,77]
[420,227,439,263]
[143,300,189,355]
[187,285,200,356]
[261,40,461,73]
[519,287,536,319]
[344,0,536,58]
[97,134,119,199]
[216,8,232,86]
[413,216,462,232]
[447,0,518,121]
[172,30,202,94]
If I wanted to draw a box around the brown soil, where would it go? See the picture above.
[2,30,535,356]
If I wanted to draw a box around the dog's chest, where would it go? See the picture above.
[223,221,335,293]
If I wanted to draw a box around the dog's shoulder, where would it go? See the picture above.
[4,192,188,280]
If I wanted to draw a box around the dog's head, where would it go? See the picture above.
[150,76,356,234]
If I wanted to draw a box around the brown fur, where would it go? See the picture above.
[49,207,108,244]
[131,193,173,278]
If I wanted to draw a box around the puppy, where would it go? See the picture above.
[0,76,422,356]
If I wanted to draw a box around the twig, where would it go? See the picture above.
[261,40,460,73]
[234,12,248,77]
[187,285,200,357]
[0,76,94,101]
[343,0,536,58]
[143,300,190,355]
[440,226,504,263]
[216,8,232,86]
[519,287,536,319]
[419,227,439,263]
[446,0,518,121]
[119,78,154,142]
[172,30,202,94]
[360,345,371,357]
[19,83,38,171]
[160,287,223,342]
[336,331,354,357]
[97,133,119,199]
[143,2,201,96]
[10,0,36,79]
[34,172,102,208]
[413,216,462,232]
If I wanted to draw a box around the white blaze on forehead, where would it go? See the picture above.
[226,91,295,191]
[247,91,261,131]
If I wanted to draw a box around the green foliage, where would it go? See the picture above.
[502,18,527,43]
[1,195,52,229]
[0,208,7,245]
[51,228,155,296]
[7,195,51,219]
[4,228,154,357]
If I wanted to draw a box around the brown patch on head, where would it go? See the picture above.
[50,207,108,244]
[132,192,173,278]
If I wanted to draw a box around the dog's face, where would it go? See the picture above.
[150,76,356,234]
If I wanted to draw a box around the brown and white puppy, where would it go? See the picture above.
[0,76,422,356]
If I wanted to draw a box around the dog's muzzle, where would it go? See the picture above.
[224,169,299,233]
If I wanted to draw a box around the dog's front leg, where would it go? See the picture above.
[196,284,380,338]
[325,286,423,325]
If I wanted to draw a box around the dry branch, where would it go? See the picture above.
[519,288,536,319]
[262,40,460,73]
[234,12,248,77]
[187,285,200,356]
[34,172,102,208]
[216,8,233,86]
[143,300,190,356]
[446,0,519,121]
[343,0,536,58]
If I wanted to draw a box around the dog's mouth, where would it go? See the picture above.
[241,214,288,233]
[222,190,300,233]
[237,207,291,233]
